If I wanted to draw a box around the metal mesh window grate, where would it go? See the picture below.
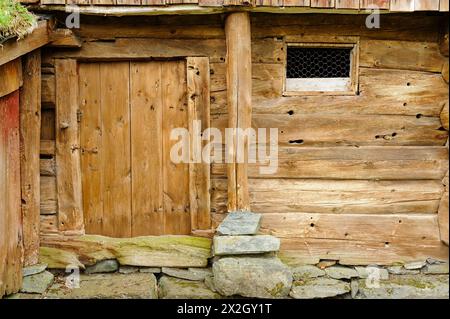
[286,47,352,79]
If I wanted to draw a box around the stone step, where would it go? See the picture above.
[216,212,261,235]
[213,235,280,256]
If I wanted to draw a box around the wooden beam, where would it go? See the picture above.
[225,12,252,212]
[20,50,41,266]
[0,21,50,67]
[55,59,84,233]
[0,59,22,98]
[48,29,82,48]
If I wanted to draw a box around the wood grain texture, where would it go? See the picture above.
[79,63,103,235]
[187,57,211,230]
[20,50,41,266]
[130,62,164,236]
[0,91,23,297]
[225,12,252,211]
[99,62,132,237]
[0,59,22,98]
[162,61,191,234]
[211,178,444,215]
[279,238,448,265]
[438,191,449,245]
[212,146,449,179]
[55,59,84,233]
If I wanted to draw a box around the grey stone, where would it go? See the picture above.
[158,275,221,299]
[290,278,350,299]
[119,266,139,274]
[291,265,325,280]
[23,263,48,277]
[45,273,157,299]
[356,275,449,299]
[213,257,292,298]
[426,258,446,265]
[139,267,161,273]
[85,259,119,274]
[325,266,359,279]
[162,267,212,281]
[355,266,389,280]
[422,263,449,274]
[404,261,427,270]
[351,279,359,299]
[20,271,54,294]
[387,265,420,275]
[216,212,261,235]
[213,235,280,256]
[204,275,217,292]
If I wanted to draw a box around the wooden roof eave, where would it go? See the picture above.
[29,3,449,17]
[0,20,51,67]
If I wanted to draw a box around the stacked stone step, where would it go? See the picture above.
[211,212,293,298]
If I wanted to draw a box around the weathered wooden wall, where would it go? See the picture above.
[39,13,449,265]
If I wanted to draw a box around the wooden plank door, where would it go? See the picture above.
[0,91,22,297]
[79,60,210,237]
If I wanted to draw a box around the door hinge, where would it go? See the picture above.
[77,109,83,123]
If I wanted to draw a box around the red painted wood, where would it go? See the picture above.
[0,90,22,297]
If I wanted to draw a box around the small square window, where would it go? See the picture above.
[284,43,358,95]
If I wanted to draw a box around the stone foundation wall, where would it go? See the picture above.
[7,212,449,299]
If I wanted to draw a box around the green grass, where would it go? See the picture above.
[0,0,36,43]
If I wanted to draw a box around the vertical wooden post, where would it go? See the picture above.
[225,12,252,212]
[20,50,41,266]
[55,59,84,233]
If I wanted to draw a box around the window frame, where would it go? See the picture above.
[283,37,360,96]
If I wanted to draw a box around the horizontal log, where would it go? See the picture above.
[360,39,446,72]
[278,238,449,266]
[214,67,449,116]
[211,146,449,180]
[41,74,55,106]
[211,178,444,214]
[40,140,55,156]
[40,176,57,215]
[251,13,441,42]
[212,113,447,146]
[40,158,56,176]
[260,212,441,242]
[40,215,58,235]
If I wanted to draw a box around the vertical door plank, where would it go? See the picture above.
[79,63,104,235]
[130,62,164,236]
[20,50,41,266]
[100,62,132,238]
[440,0,449,11]
[360,0,390,9]
[187,57,211,231]
[162,61,191,235]
[0,91,22,297]
[55,59,84,233]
